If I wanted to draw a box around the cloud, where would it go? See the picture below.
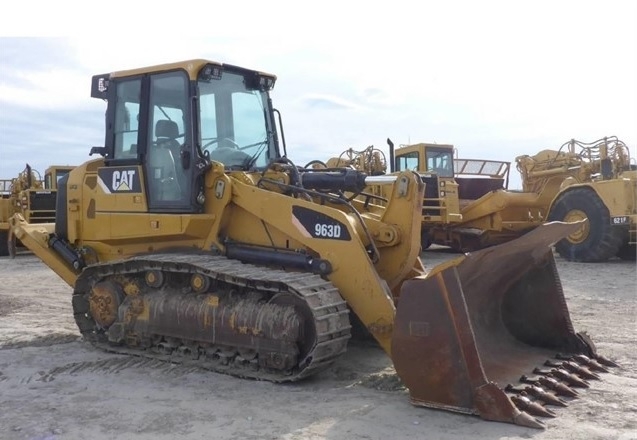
[0,1,635,185]
[0,103,104,179]
[0,38,95,111]
[299,94,364,111]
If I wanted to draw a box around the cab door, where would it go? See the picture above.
[104,70,198,213]
[143,71,193,212]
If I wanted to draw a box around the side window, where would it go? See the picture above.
[147,73,187,147]
[113,79,141,159]
[396,152,419,171]
[426,150,454,177]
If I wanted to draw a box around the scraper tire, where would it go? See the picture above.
[548,188,622,262]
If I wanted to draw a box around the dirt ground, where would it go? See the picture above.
[0,248,635,440]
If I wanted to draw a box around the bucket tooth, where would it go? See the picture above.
[573,333,620,368]
[513,411,546,429]
[505,383,526,393]
[553,368,590,388]
[535,390,568,408]
[506,384,567,407]
[557,354,609,373]
[539,377,579,398]
[564,361,600,381]
[545,360,601,381]
[595,354,620,368]
[574,356,609,373]
[521,374,579,398]
[533,367,590,388]
[510,394,557,418]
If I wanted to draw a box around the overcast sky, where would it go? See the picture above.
[1,1,635,189]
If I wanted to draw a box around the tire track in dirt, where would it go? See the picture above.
[0,296,30,316]
[4,354,215,385]
[0,333,80,349]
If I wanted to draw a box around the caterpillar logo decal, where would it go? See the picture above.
[292,206,351,241]
[97,167,142,194]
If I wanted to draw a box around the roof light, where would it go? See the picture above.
[246,72,276,91]
[90,74,110,99]
[198,64,222,82]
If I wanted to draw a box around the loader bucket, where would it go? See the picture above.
[391,221,616,429]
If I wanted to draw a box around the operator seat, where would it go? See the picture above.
[155,119,182,161]
[149,120,182,201]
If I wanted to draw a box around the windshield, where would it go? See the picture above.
[198,71,276,170]
[425,148,454,177]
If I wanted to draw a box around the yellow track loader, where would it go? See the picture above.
[10,59,617,429]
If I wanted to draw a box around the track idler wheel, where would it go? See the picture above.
[88,280,125,328]
[145,270,164,288]
[190,273,211,293]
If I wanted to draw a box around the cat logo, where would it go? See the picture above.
[98,167,141,194]
[112,169,136,191]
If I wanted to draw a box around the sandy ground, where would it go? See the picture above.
[0,248,635,440]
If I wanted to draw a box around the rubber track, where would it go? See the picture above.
[72,253,352,383]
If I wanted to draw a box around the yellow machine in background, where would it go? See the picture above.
[517,137,636,261]
[387,141,551,252]
[341,137,635,261]
[10,59,617,429]
[0,163,74,256]
[310,142,463,250]
[44,165,75,191]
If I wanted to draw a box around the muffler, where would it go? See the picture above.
[391,221,617,429]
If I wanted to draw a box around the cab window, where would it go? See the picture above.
[113,79,141,160]
[425,149,454,177]
[396,152,420,171]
